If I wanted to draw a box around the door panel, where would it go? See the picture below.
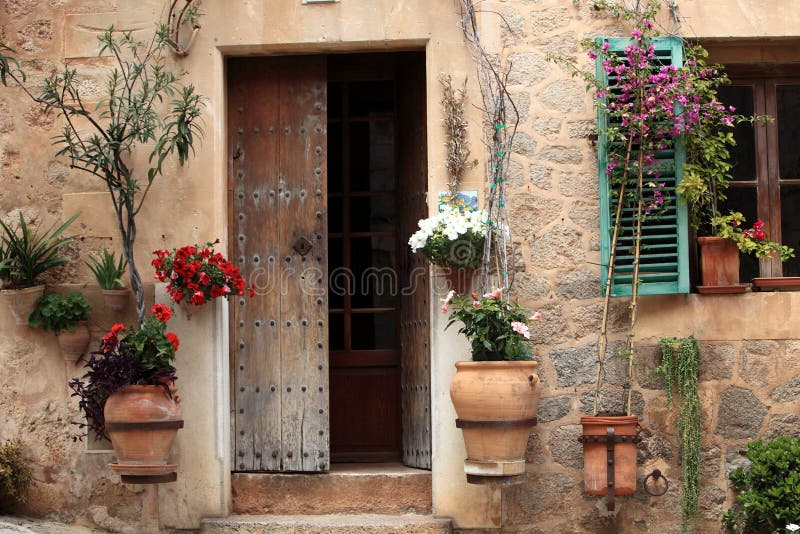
[397,55,431,469]
[229,56,328,472]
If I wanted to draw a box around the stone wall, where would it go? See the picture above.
[1,0,799,532]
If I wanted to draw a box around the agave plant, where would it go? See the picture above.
[86,248,128,290]
[0,211,79,289]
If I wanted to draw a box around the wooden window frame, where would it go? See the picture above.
[725,72,800,277]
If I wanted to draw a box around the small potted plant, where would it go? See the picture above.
[0,211,79,325]
[86,248,130,311]
[695,213,794,290]
[444,288,542,484]
[69,303,182,477]
[152,240,253,318]
[29,291,92,360]
[408,206,487,292]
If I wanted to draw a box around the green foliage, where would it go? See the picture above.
[420,229,485,270]
[0,439,32,511]
[22,24,205,325]
[445,292,535,361]
[724,436,800,534]
[122,314,177,373]
[0,43,24,87]
[713,212,794,261]
[28,291,91,333]
[0,211,79,289]
[657,337,702,532]
[86,248,127,290]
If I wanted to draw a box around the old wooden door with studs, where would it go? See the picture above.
[228,56,329,472]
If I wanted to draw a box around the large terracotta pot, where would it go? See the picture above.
[1,284,45,326]
[104,384,183,470]
[57,320,90,360]
[102,289,131,312]
[450,360,541,482]
[697,236,740,286]
[580,415,640,497]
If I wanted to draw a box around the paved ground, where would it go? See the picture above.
[0,517,94,534]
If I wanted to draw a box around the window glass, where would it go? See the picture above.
[777,85,800,180]
[781,185,800,276]
[718,85,756,182]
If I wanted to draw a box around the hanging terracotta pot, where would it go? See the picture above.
[450,360,541,483]
[697,237,747,293]
[57,320,90,360]
[445,267,476,294]
[1,284,45,326]
[102,289,131,312]
[580,415,640,506]
[104,384,183,477]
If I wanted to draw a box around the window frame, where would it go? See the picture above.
[724,71,800,278]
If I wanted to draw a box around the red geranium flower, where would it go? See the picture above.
[191,290,206,305]
[151,303,172,323]
[165,332,179,351]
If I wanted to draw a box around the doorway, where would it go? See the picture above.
[228,52,430,472]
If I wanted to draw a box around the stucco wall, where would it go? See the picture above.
[1,0,799,532]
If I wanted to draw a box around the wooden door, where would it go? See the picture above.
[228,56,329,472]
[396,54,431,469]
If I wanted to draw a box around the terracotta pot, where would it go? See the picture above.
[445,268,476,294]
[697,236,740,286]
[102,289,131,312]
[450,360,541,481]
[57,320,90,360]
[0,285,45,326]
[580,415,640,496]
[104,384,183,467]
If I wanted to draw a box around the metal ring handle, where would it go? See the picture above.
[643,469,669,496]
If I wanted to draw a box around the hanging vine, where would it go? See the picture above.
[458,0,519,295]
[657,336,702,532]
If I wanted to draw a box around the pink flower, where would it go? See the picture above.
[531,312,542,321]
[472,301,480,308]
[440,304,449,313]
[511,321,531,340]
[483,288,502,299]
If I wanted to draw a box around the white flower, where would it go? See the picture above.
[786,525,800,532]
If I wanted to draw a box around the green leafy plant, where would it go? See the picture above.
[28,292,91,334]
[443,288,541,361]
[409,206,487,270]
[0,439,32,511]
[69,304,179,439]
[713,212,794,261]
[1,25,204,325]
[0,211,79,289]
[86,248,128,290]
[724,435,800,533]
[657,336,702,533]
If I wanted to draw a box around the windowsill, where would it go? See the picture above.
[751,277,800,291]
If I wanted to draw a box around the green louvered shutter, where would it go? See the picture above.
[597,36,689,297]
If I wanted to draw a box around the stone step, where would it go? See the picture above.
[200,514,452,534]
[232,463,432,515]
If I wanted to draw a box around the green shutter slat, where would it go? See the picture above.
[596,36,689,297]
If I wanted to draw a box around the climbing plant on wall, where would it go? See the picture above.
[0,26,204,326]
[458,0,519,295]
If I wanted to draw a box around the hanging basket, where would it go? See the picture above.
[580,415,641,510]
[444,267,476,294]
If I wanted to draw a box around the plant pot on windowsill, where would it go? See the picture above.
[696,236,749,293]
[450,360,541,484]
[1,284,45,326]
